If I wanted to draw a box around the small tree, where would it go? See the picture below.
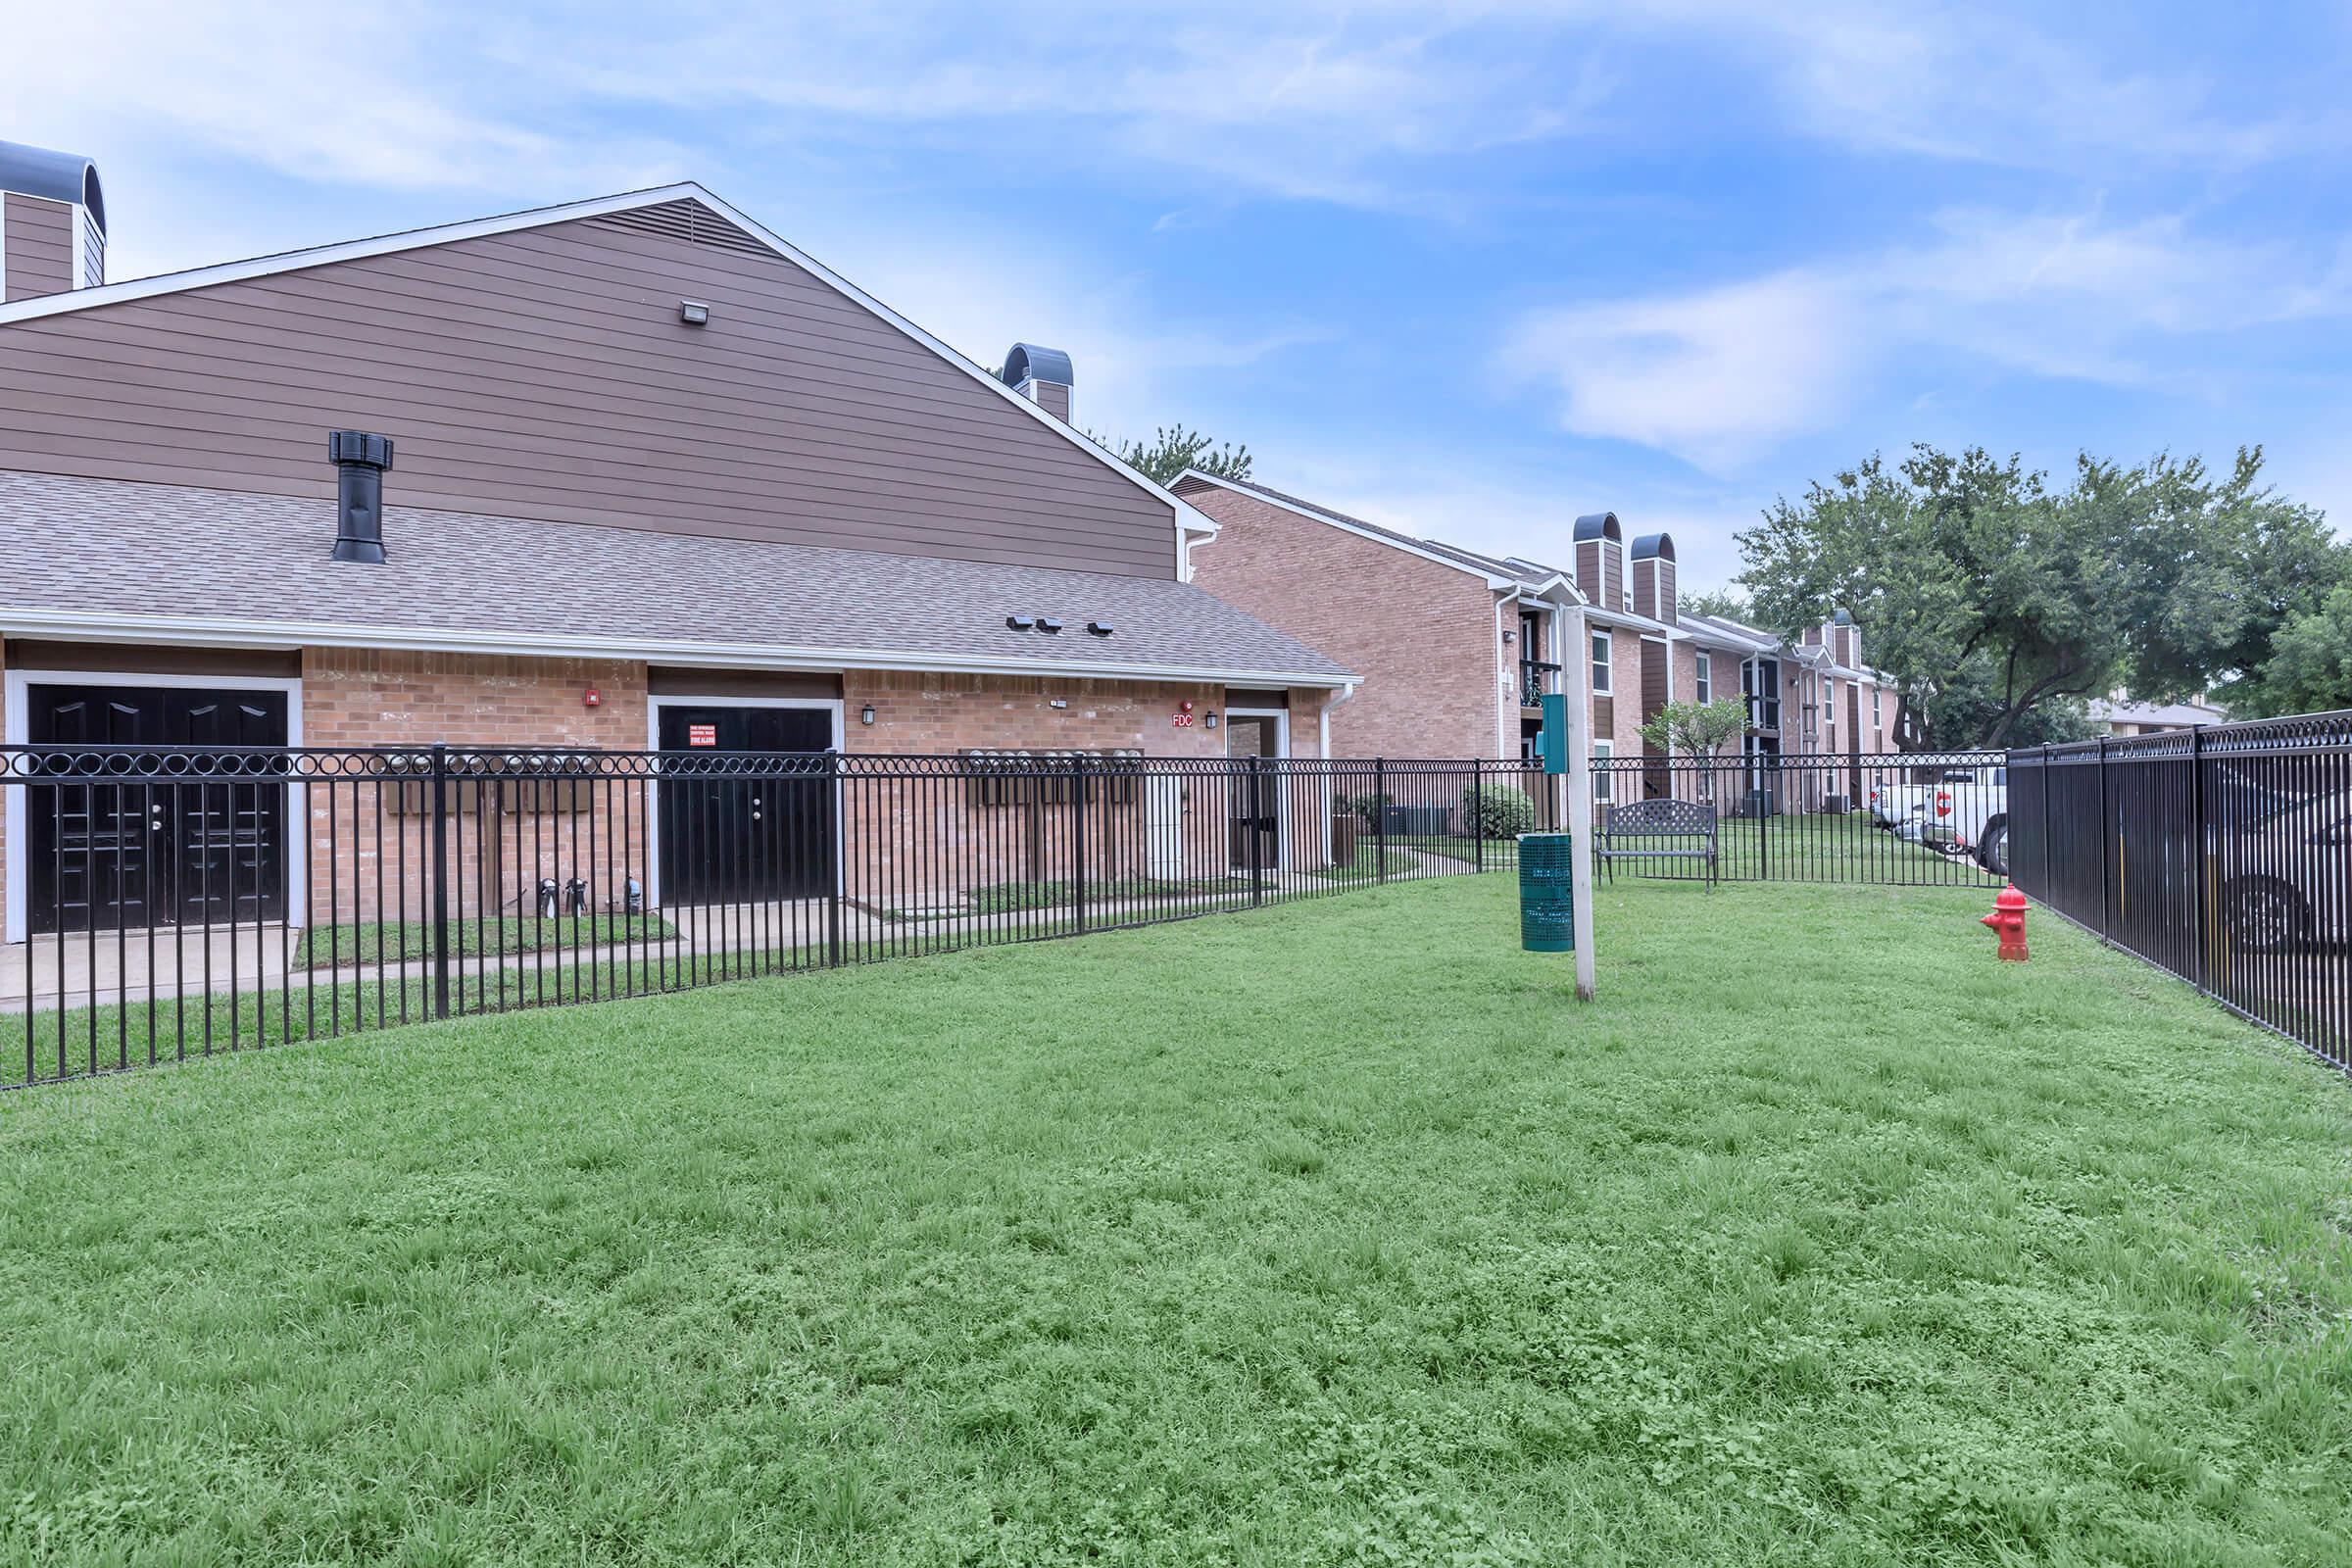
[1639,698,1749,801]
[1087,424,1251,484]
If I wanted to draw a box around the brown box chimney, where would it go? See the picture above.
[1572,512,1623,609]
[0,140,106,302]
[1630,533,1676,622]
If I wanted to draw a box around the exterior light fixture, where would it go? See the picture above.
[679,301,711,325]
[859,704,876,725]
[1204,710,1220,730]
[1006,613,1035,631]
[1049,698,1069,710]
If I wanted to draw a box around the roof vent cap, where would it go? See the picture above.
[328,430,394,564]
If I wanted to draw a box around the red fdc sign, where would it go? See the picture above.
[1170,712,1194,727]
[687,723,718,747]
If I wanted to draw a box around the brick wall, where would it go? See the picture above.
[1589,627,1646,809]
[301,649,653,926]
[1667,639,1745,809]
[303,648,649,749]
[2,650,1341,939]
[836,672,1332,901]
[1180,483,1503,758]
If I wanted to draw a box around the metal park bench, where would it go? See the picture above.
[1597,798,1720,887]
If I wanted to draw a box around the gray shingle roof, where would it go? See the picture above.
[0,472,1355,685]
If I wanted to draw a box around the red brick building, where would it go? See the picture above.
[0,142,1354,940]
[1174,471,1904,812]
[1173,472,1583,760]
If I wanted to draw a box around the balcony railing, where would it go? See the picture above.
[1747,695,1782,731]
[1519,659,1562,708]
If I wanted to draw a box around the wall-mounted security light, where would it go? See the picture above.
[1006,614,1035,631]
[859,704,875,726]
[679,301,711,325]
[1049,698,1069,710]
[1037,617,1063,634]
[1086,619,1114,636]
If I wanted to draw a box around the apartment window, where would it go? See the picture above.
[1591,631,1612,695]
[1592,739,1614,801]
[1694,651,1712,705]
[1872,687,1882,726]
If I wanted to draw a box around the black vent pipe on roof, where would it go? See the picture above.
[328,430,394,564]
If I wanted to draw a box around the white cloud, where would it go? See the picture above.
[1499,271,1860,471]
[798,214,1331,441]
[2,0,2324,236]
[1499,210,2352,471]
[1,5,684,198]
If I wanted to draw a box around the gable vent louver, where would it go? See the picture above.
[591,200,773,259]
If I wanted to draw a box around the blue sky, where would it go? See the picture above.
[10,2,2352,591]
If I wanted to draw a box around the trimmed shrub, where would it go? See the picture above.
[1461,782,1535,840]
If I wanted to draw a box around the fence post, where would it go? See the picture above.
[1374,758,1388,884]
[1072,753,1091,932]
[1474,763,1486,874]
[2036,743,2050,897]
[2096,735,2112,939]
[1247,756,1265,906]
[429,742,451,1021]
[825,751,843,968]
[2187,724,2208,991]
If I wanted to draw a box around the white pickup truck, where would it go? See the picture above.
[1868,763,2009,874]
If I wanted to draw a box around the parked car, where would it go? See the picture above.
[2221,793,2351,952]
[1876,764,2008,874]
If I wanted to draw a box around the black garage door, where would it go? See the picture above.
[26,684,289,934]
[657,706,835,905]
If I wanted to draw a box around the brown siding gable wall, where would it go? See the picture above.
[0,200,1177,577]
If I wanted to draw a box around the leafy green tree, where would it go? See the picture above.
[1639,697,1749,760]
[1678,588,1755,622]
[1088,424,1251,485]
[1738,444,2344,747]
[2244,584,2352,715]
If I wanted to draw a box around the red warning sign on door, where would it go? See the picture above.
[687,724,718,747]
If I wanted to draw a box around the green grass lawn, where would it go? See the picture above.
[1,877,2346,1564]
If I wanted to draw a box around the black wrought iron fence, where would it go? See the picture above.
[2009,713,2352,1074]
[0,745,1563,1088]
[1587,750,2011,886]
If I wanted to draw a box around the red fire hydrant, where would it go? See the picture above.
[1981,884,2030,961]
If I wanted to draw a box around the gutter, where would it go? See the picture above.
[0,609,1361,691]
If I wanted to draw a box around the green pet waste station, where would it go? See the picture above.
[1517,831,1576,953]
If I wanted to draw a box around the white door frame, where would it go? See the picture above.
[3,667,307,943]
[643,694,846,907]
[1225,705,1291,870]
